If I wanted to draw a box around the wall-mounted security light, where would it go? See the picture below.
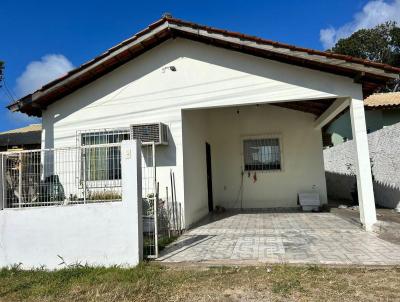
[162,66,177,73]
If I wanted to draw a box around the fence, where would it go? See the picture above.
[1,144,123,209]
[0,139,184,259]
[0,140,143,269]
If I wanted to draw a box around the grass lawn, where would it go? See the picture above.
[0,263,399,301]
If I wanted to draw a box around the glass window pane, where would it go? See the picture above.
[81,130,129,180]
[243,138,281,171]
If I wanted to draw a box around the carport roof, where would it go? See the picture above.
[7,16,400,117]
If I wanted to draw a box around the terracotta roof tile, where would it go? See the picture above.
[166,17,400,73]
[365,92,400,108]
[6,16,400,116]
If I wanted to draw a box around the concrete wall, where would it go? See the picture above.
[41,38,363,226]
[0,141,142,269]
[183,104,328,211]
[324,122,400,209]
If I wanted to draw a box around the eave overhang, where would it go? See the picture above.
[7,17,400,117]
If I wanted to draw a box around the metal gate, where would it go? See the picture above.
[141,142,157,258]
[142,142,183,259]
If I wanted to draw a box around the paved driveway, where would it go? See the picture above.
[158,211,400,265]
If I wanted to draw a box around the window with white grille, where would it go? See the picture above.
[80,129,130,181]
[243,137,282,171]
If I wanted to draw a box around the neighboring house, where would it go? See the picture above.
[0,124,41,151]
[325,92,400,146]
[6,16,400,230]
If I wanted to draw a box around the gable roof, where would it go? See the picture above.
[365,92,400,109]
[7,16,400,117]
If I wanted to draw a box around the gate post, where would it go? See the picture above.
[121,139,143,263]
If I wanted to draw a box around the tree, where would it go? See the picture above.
[330,22,400,91]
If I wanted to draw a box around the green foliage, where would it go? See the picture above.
[158,235,178,251]
[142,195,154,216]
[331,22,400,67]
[330,22,400,91]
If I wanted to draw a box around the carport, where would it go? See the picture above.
[181,95,378,231]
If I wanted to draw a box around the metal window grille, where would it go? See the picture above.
[1,144,123,208]
[76,128,176,258]
[78,128,130,181]
[243,138,281,171]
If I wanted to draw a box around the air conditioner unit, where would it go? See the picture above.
[130,123,169,145]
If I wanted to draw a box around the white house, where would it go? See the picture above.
[8,16,400,231]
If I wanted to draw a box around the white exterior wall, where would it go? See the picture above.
[182,105,328,215]
[182,110,210,225]
[41,38,363,226]
[0,203,137,269]
[0,141,142,269]
[210,105,328,208]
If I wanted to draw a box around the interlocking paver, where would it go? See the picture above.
[157,211,400,265]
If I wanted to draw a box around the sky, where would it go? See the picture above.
[1,0,400,132]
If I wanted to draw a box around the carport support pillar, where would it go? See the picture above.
[349,97,377,231]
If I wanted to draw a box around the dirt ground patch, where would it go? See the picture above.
[0,263,399,301]
[332,207,400,245]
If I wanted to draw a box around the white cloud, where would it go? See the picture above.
[320,0,400,49]
[6,111,41,127]
[15,54,74,97]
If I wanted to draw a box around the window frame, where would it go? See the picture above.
[77,128,130,183]
[241,134,284,173]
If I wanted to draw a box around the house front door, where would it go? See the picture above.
[206,142,214,212]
